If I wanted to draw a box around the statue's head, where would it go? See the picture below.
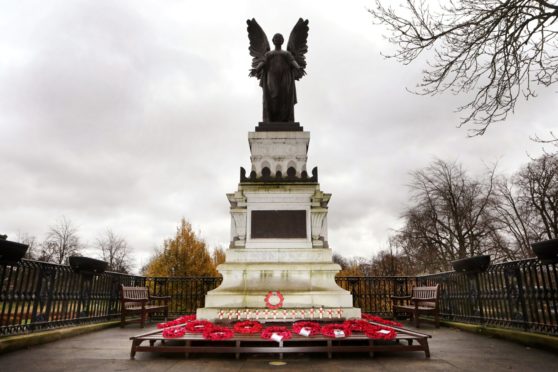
[272,33,284,47]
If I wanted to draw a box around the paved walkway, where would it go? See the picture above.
[1,323,557,371]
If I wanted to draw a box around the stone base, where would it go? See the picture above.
[197,258,360,321]
[196,306,361,321]
[225,248,334,263]
[255,122,303,132]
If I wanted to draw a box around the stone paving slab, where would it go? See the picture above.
[1,323,557,371]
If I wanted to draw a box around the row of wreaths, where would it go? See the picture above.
[156,313,401,341]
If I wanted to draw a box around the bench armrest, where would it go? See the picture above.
[150,295,171,301]
[391,295,411,300]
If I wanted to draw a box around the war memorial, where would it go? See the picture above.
[125,19,432,359]
[2,17,558,370]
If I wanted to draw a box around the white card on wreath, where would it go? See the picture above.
[299,327,311,337]
[378,329,391,335]
[333,329,345,338]
[271,333,283,342]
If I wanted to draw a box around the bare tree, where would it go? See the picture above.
[369,0,558,136]
[392,160,504,272]
[16,232,38,259]
[39,217,81,264]
[332,253,349,271]
[493,153,558,256]
[517,153,558,239]
[96,229,132,273]
[493,177,536,258]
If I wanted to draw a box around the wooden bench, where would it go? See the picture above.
[392,285,439,328]
[120,285,171,328]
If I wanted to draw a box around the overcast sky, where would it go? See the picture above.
[1,0,556,273]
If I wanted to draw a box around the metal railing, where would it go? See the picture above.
[336,276,415,317]
[0,259,145,336]
[418,258,558,335]
[1,258,556,337]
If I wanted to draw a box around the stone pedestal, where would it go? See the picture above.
[196,128,360,320]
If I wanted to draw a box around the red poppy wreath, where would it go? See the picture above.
[203,326,234,341]
[157,314,196,329]
[292,321,321,336]
[162,326,187,338]
[343,319,373,332]
[264,291,284,309]
[233,320,263,334]
[321,323,352,338]
[361,313,402,327]
[261,326,292,341]
[364,325,397,340]
[185,320,213,333]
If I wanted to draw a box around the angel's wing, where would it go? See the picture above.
[247,18,270,80]
[287,18,309,80]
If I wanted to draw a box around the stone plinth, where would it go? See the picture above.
[248,131,310,177]
[196,130,360,320]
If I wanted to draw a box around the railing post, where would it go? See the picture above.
[504,262,529,331]
[347,277,358,309]
[474,272,484,325]
[77,274,94,320]
[31,264,55,330]
[108,274,121,317]
[393,277,407,319]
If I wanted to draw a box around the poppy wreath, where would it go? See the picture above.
[162,326,187,338]
[361,313,402,327]
[264,291,284,310]
[261,326,292,341]
[321,323,352,338]
[343,319,373,332]
[233,320,263,334]
[364,325,397,341]
[292,321,321,336]
[157,314,196,329]
[203,326,234,341]
[185,320,213,333]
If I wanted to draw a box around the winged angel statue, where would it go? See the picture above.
[247,18,309,123]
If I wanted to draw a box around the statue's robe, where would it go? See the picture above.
[261,50,297,122]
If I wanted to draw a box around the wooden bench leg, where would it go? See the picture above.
[327,340,332,359]
[418,338,430,358]
[130,339,141,359]
[185,340,190,359]
[368,340,374,358]
[140,312,146,328]
[235,340,240,360]
[121,311,126,328]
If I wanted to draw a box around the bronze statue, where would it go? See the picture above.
[247,18,309,123]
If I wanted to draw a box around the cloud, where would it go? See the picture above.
[1,0,556,272]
